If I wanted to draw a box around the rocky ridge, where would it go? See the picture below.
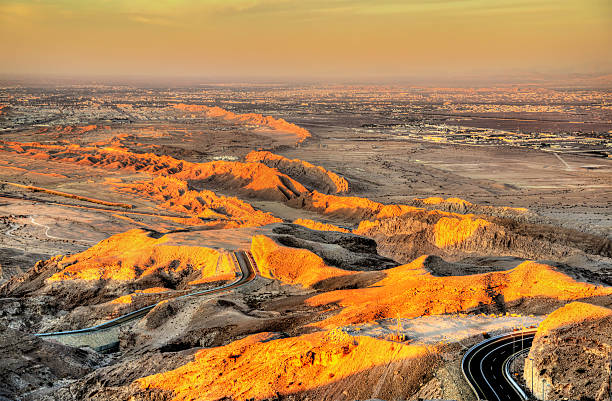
[525,302,612,400]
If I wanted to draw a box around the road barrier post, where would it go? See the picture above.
[513,326,516,370]
[529,356,534,397]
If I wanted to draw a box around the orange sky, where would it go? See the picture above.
[0,0,610,81]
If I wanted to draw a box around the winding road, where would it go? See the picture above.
[462,330,537,401]
[35,250,258,351]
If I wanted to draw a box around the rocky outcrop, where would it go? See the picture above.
[0,229,236,331]
[245,151,349,194]
[355,211,612,272]
[525,302,612,400]
[174,103,311,142]
[133,331,435,401]
[286,191,611,273]
[116,176,281,227]
[293,218,350,233]
[34,331,436,401]
[249,222,397,288]
[287,190,420,223]
[412,196,534,220]
[44,229,228,286]
[307,257,612,327]
[269,223,397,271]
[0,141,309,202]
[251,235,354,288]
[0,325,102,401]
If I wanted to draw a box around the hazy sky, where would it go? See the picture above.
[0,0,610,81]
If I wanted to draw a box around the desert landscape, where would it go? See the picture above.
[0,81,610,401]
[1,0,611,399]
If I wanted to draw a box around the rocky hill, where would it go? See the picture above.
[246,151,349,194]
[0,229,237,332]
[525,302,612,400]
[0,325,102,401]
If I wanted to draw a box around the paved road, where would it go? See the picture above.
[462,330,537,401]
[36,251,257,350]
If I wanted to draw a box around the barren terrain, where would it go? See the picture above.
[0,83,610,400]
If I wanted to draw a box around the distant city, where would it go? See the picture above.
[2,84,610,158]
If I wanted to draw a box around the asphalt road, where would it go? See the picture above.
[462,330,537,401]
[36,250,257,339]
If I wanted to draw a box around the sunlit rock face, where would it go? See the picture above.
[0,142,309,202]
[307,258,612,328]
[249,222,395,288]
[525,302,612,401]
[260,223,396,269]
[0,229,237,331]
[432,216,490,248]
[355,208,612,264]
[116,176,281,227]
[246,150,349,194]
[251,234,354,287]
[293,218,350,233]
[173,103,311,143]
[46,229,228,284]
[414,196,530,217]
[135,330,435,401]
[288,190,421,222]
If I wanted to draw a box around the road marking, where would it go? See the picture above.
[465,332,536,401]
[503,348,531,400]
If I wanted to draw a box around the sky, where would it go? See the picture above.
[0,0,610,82]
